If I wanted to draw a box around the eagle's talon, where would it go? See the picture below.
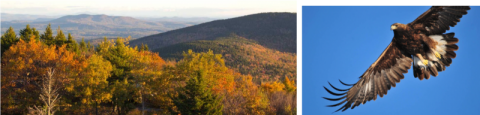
[434,52,441,59]
[422,60,429,65]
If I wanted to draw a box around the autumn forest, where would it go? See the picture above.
[1,23,296,115]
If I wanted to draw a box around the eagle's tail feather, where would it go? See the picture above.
[413,33,457,80]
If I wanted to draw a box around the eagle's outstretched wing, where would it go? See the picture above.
[324,6,470,112]
[324,41,412,112]
[407,6,468,79]
[408,6,470,35]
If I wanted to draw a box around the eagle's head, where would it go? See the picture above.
[391,23,406,31]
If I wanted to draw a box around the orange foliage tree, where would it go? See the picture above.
[1,36,85,114]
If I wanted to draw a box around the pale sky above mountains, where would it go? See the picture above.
[1,0,296,18]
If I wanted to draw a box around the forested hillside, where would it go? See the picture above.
[154,34,296,83]
[130,12,297,53]
[1,24,296,115]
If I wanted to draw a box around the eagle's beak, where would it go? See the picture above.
[391,26,397,30]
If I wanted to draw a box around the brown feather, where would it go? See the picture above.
[385,69,397,87]
[382,70,393,90]
[424,68,431,79]
[446,51,457,58]
[386,69,400,83]
[446,44,459,51]
[396,61,408,72]
[428,64,439,77]
[446,38,459,45]
[391,67,404,79]
[418,68,425,80]
[372,75,377,101]
[376,72,386,97]
[413,67,419,78]
[408,6,470,35]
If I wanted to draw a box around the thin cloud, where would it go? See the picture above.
[1,0,296,18]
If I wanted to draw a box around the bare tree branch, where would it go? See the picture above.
[28,68,61,115]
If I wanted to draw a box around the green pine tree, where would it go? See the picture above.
[1,26,18,55]
[19,24,41,42]
[144,44,149,51]
[40,24,54,45]
[55,26,66,46]
[79,37,87,51]
[66,33,79,52]
[32,27,40,41]
[172,70,223,115]
[139,43,145,51]
[87,41,93,51]
[19,24,32,41]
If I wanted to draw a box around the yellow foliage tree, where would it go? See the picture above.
[261,81,285,94]
[131,49,166,114]
[237,75,269,115]
[162,50,238,114]
[66,54,113,114]
[175,49,236,93]
[283,77,296,93]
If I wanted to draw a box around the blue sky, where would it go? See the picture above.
[303,6,480,114]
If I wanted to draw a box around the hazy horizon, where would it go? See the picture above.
[1,0,296,19]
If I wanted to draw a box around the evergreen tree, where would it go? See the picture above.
[80,37,86,51]
[139,43,145,51]
[1,26,18,55]
[66,33,79,52]
[19,24,32,41]
[32,27,40,41]
[172,70,223,115]
[19,24,41,42]
[55,26,66,46]
[87,41,93,51]
[40,24,54,45]
[139,44,149,51]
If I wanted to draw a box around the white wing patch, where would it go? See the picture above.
[429,35,447,55]
[427,50,439,61]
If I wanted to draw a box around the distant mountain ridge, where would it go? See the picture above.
[49,14,168,29]
[1,14,204,39]
[130,12,297,53]
[137,17,218,23]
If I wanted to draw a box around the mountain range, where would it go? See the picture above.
[137,17,217,23]
[130,12,297,53]
[1,14,208,39]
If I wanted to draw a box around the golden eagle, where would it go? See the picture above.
[324,6,470,112]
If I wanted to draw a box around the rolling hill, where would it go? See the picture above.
[1,14,200,39]
[130,12,297,53]
[154,34,296,82]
